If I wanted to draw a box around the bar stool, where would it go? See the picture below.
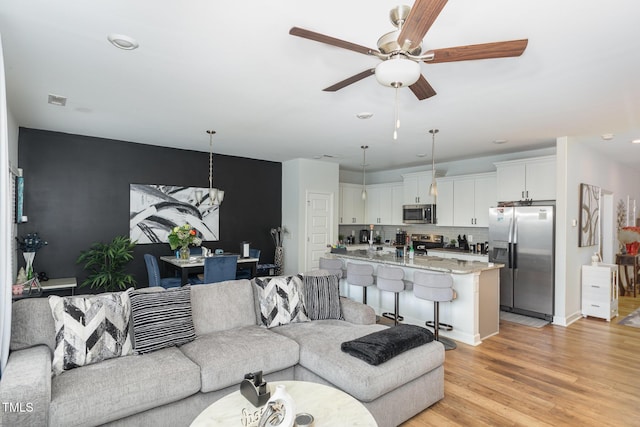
[376,265,405,325]
[413,270,457,350]
[319,257,344,280]
[346,263,374,304]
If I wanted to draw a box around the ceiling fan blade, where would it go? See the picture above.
[323,69,375,92]
[409,75,437,100]
[397,0,448,51]
[289,27,378,56]
[426,39,528,63]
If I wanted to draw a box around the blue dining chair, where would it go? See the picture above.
[236,248,261,280]
[191,255,239,284]
[144,254,182,289]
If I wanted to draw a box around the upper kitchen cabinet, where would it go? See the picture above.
[339,183,365,224]
[365,183,404,225]
[495,156,556,202]
[402,171,435,205]
[436,173,496,228]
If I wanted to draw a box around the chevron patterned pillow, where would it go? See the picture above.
[49,290,133,376]
[253,275,309,328]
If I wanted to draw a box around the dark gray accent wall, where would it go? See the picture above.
[17,128,281,291]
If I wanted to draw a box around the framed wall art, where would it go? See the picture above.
[129,184,220,244]
[579,183,600,247]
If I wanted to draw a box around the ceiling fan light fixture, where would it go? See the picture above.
[375,56,420,88]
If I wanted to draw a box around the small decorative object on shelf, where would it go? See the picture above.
[258,384,295,427]
[240,371,270,407]
[16,232,48,280]
[168,224,202,260]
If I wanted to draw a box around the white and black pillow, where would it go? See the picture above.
[303,274,343,321]
[129,286,196,354]
[49,290,133,376]
[253,275,309,328]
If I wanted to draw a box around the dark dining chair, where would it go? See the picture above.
[236,248,261,279]
[191,255,239,284]
[144,254,182,289]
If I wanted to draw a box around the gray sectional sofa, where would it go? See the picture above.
[0,278,445,427]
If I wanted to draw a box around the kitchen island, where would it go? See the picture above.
[332,250,504,346]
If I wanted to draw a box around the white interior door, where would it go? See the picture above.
[306,192,332,272]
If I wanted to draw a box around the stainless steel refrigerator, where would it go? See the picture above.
[488,205,555,320]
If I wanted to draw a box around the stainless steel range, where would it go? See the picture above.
[411,234,445,255]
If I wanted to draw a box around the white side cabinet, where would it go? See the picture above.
[495,156,556,202]
[581,264,618,321]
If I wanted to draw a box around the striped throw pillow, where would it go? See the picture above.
[303,274,343,320]
[130,286,196,354]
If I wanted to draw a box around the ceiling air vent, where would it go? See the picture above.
[47,94,67,107]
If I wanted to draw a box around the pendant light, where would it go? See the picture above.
[361,145,368,200]
[428,129,439,197]
[206,130,224,205]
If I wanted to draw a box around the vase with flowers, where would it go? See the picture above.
[168,224,202,260]
[16,232,48,280]
[618,226,640,255]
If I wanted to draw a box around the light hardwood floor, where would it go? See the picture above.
[401,296,640,426]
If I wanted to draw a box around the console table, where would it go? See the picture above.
[12,277,77,300]
[615,253,639,297]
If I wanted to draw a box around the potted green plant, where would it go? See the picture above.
[76,235,137,290]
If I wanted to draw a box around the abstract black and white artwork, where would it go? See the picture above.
[579,183,600,247]
[129,184,219,244]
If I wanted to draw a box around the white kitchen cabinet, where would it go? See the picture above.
[365,183,404,225]
[390,183,404,225]
[581,264,618,321]
[436,173,496,227]
[402,171,435,205]
[495,156,556,202]
[339,183,365,225]
[434,179,454,226]
[366,184,391,225]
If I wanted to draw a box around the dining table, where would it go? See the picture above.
[160,254,259,285]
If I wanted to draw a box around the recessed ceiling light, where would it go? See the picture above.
[107,34,139,50]
[356,112,373,119]
[47,94,67,106]
[416,153,427,157]
[601,133,614,141]
[493,139,508,145]
[631,139,640,144]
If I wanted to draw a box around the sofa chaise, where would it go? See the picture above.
[0,276,444,427]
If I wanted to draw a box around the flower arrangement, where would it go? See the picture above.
[16,232,48,253]
[168,224,202,250]
[618,226,640,255]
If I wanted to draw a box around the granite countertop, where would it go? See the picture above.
[332,249,503,274]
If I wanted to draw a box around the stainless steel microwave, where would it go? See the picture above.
[402,204,436,224]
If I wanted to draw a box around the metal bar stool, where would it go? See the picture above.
[376,265,405,325]
[346,263,374,304]
[413,270,457,350]
[319,257,344,280]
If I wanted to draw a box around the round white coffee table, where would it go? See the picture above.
[190,380,377,426]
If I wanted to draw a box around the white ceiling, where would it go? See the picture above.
[1,0,639,172]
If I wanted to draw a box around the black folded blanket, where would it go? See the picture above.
[341,324,435,366]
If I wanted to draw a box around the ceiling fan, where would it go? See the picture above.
[289,0,528,100]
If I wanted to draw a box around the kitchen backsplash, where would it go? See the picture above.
[338,224,488,247]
